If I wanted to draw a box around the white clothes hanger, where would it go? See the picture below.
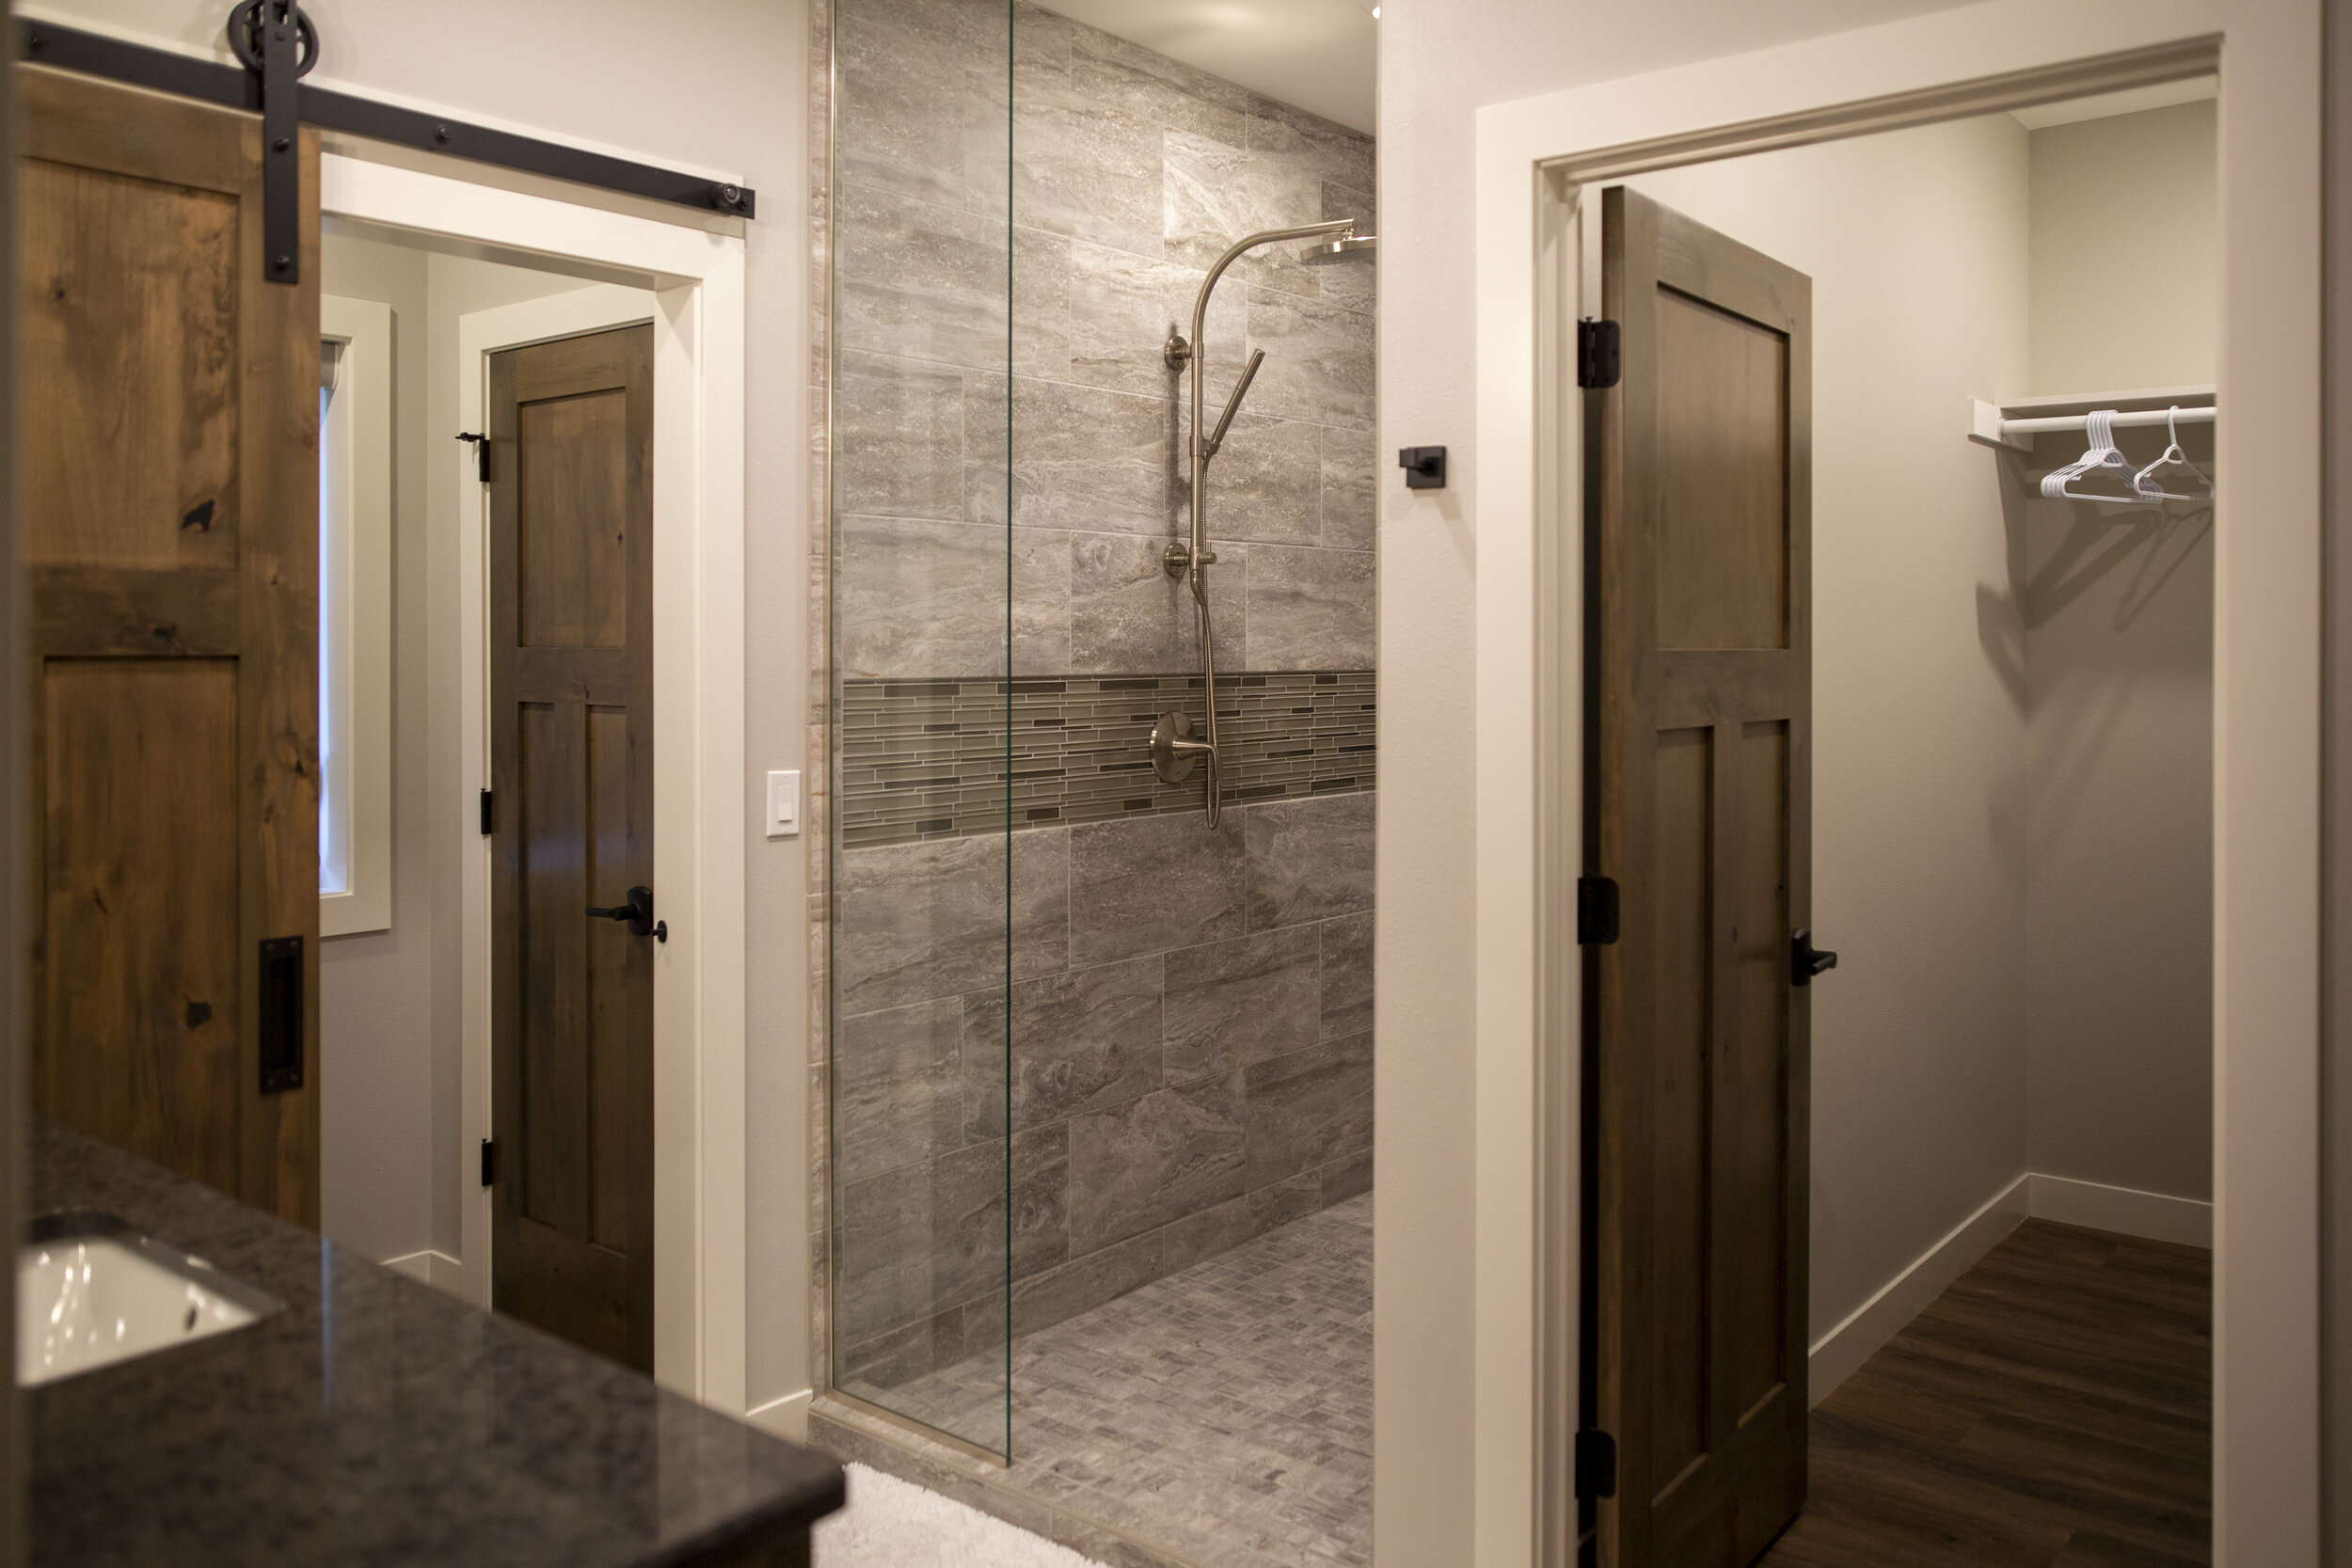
[2130,405,2213,501]
[2039,409,2144,504]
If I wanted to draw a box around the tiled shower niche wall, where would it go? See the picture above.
[831,0,1376,1398]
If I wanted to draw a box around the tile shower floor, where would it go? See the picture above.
[871,1195,1373,1568]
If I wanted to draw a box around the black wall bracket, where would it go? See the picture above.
[17,12,759,253]
[1398,445,1448,489]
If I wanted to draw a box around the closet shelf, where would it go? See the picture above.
[1968,385,2216,452]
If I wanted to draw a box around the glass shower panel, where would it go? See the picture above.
[828,0,1013,1456]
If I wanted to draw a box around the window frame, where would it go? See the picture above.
[320,294,393,936]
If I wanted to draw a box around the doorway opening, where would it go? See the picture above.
[306,155,752,1401]
[1578,76,2217,1565]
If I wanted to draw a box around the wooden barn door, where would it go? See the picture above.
[21,68,321,1224]
[1584,184,1817,1567]
[487,325,656,1370]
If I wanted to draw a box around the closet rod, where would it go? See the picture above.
[1998,405,2215,437]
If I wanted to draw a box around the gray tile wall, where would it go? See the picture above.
[832,0,1377,684]
[832,793,1374,1390]
[828,0,1378,1398]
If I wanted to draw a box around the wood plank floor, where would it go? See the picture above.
[1756,1218,2211,1567]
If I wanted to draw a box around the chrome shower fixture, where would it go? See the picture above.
[1299,232,1378,264]
[1151,216,1369,827]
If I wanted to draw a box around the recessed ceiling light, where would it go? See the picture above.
[1371,6,1380,15]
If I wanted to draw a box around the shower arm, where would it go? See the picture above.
[1158,218,1358,828]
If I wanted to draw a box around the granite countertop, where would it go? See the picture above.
[27,1119,843,1568]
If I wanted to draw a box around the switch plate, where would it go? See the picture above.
[766,769,802,838]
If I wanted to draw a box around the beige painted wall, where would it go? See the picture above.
[317,230,434,1267]
[1623,115,2036,1340]
[35,0,818,1416]
[2028,99,2219,393]
[2021,102,2218,1203]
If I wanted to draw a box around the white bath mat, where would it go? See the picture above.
[814,1462,1107,1568]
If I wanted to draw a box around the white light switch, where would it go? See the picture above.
[766,769,802,838]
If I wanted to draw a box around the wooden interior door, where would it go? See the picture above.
[1584,184,1815,1567]
[488,325,656,1370]
[21,68,321,1225]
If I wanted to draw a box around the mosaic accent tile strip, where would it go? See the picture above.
[836,670,1375,847]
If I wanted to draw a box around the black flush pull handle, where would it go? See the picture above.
[587,885,664,942]
[257,935,304,1094]
[1791,928,1838,988]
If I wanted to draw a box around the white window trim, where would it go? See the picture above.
[319,151,750,1414]
[320,295,393,938]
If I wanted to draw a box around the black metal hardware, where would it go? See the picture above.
[480,1138,496,1188]
[1578,876,1621,945]
[587,885,657,939]
[654,920,668,944]
[257,935,304,1094]
[1575,1430,1618,1499]
[226,2,318,284]
[455,432,490,483]
[1792,928,1839,987]
[478,788,494,836]
[17,17,758,222]
[1579,318,1622,389]
[1398,445,1448,490]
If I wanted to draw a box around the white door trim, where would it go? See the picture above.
[321,153,750,1413]
[1467,2,2318,1562]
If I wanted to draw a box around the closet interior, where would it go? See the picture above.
[1615,79,2217,1564]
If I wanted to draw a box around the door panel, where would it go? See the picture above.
[41,659,242,1191]
[490,324,655,1370]
[22,68,321,1225]
[22,160,242,571]
[1587,184,1813,1568]
[1654,293,1788,651]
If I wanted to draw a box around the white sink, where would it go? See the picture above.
[17,1213,279,1386]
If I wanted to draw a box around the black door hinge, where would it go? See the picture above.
[455,432,490,482]
[480,1138,497,1187]
[1578,318,1622,389]
[1578,877,1621,945]
[1575,1430,1618,1499]
[479,787,494,836]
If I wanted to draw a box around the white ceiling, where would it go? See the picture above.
[1044,0,1378,135]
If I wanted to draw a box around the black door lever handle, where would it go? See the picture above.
[587,885,658,939]
[1792,928,1838,987]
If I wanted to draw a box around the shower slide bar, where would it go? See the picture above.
[1149,216,1375,828]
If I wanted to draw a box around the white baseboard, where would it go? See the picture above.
[1807,1174,2028,1407]
[381,1249,468,1296]
[2027,1172,2213,1247]
[1806,1169,2216,1407]
[746,1389,813,1444]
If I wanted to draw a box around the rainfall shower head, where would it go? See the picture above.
[1300,232,1377,264]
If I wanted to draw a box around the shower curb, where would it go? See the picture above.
[805,1394,1215,1568]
